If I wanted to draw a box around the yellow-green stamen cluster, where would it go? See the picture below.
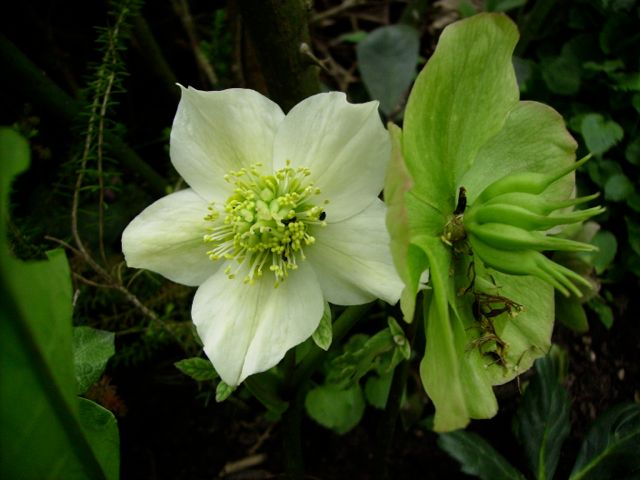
[204,161,327,286]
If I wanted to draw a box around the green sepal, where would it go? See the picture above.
[215,380,236,402]
[311,301,332,351]
[174,357,219,382]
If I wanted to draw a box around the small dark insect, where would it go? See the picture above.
[453,186,467,215]
[319,211,326,221]
[282,216,297,226]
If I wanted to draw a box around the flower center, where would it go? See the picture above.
[204,161,327,286]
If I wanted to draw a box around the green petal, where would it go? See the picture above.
[403,13,519,214]
[460,101,577,205]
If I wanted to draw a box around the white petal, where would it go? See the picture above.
[192,261,324,386]
[170,86,285,202]
[122,189,218,286]
[306,198,403,305]
[272,92,390,221]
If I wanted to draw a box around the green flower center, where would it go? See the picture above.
[204,161,327,286]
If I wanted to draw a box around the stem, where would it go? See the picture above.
[236,0,321,112]
[373,300,422,480]
[0,32,167,196]
[280,303,374,478]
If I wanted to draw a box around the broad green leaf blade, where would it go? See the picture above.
[364,371,393,409]
[356,24,420,116]
[403,13,519,213]
[513,353,571,480]
[304,383,365,434]
[438,430,526,480]
[555,293,589,332]
[569,403,640,480]
[174,357,219,382]
[0,128,117,479]
[78,398,120,480]
[73,326,115,394]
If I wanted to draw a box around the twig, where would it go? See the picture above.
[311,0,367,24]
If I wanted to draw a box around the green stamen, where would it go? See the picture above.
[204,161,327,286]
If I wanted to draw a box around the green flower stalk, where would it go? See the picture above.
[385,13,603,431]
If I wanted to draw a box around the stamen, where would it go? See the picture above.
[204,162,326,286]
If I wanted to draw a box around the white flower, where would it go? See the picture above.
[122,87,403,386]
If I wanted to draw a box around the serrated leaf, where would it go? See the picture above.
[305,383,365,434]
[513,353,571,480]
[174,357,218,381]
[73,326,115,394]
[0,128,118,479]
[570,403,640,480]
[438,431,526,480]
[312,302,332,351]
[215,380,235,402]
[356,24,420,116]
[580,114,624,156]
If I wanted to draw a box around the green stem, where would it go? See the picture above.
[0,32,168,196]
[236,0,321,112]
[281,303,374,478]
[373,299,422,480]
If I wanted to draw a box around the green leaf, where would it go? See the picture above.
[73,326,115,394]
[604,173,634,201]
[625,137,640,166]
[215,380,235,402]
[438,430,526,480]
[305,383,365,434]
[388,316,410,360]
[174,357,218,382]
[585,230,617,274]
[570,403,640,480]
[513,353,571,480]
[244,371,289,416]
[625,217,640,257]
[555,293,589,332]
[541,52,581,95]
[0,127,118,479]
[356,24,420,116]
[78,398,120,480]
[364,371,393,409]
[311,302,332,351]
[580,114,624,156]
[633,93,640,114]
[485,0,527,12]
[587,297,614,329]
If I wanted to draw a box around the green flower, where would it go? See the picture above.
[122,87,402,386]
[386,14,601,431]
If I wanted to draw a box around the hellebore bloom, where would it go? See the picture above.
[386,13,602,431]
[122,87,402,386]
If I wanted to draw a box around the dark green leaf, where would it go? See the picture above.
[580,114,624,156]
[587,297,614,329]
[304,383,365,434]
[541,53,581,95]
[625,138,640,166]
[633,94,640,114]
[555,293,589,332]
[73,326,115,394]
[0,128,118,479]
[364,372,393,409]
[78,398,119,480]
[513,353,571,480]
[627,192,640,212]
[244,371,289,416]
[583,230,617,273]
[438,430,526,480]
[174,357,218,382]
[604,174,634,201]
[625,217,640,256]
[485,0,527,12]
[356,24,420,116]
[570,403,640,480]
